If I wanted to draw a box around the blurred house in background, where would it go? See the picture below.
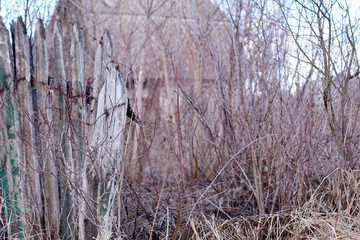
[49,0,233,179]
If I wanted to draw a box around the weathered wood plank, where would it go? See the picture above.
[34,19,60,238]
[91,29,113,121]
[86,30,126,239]
[89,30,114,237]
[53,21,74,239]
[11,17,43,236]
[82,29,115,239]
[70,24,87,161]
[1,18,127,239]
[0,17,22,237]
[70,23,88,240]
[92,63,127,237]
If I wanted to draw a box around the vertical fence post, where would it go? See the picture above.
[0,18,23,238]
[91,57,127,238]
[34,19,61,238]
[70,23,88,239]
[90,29,113,230]
[53,21,74,238]
[1,18,127,239]
[11,17,43,236]
[82,29,114,239]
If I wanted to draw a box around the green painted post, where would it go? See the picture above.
[0,18,23,238]
[70,24,88,240]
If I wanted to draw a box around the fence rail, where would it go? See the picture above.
[0,17,127,239]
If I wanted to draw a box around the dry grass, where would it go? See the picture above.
[116,169,360,239]
[1,0,360,239]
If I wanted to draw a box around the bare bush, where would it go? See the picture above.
[1,0,360,239]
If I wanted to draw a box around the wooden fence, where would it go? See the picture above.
[0,17,127,239]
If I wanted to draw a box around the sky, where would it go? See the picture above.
[0,0,57,33]
[348,0,360,19]
[1,0,359,30]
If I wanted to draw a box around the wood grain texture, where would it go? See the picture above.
[1,18,127,239]
[0,17,22,237]
[35,19,61,238]
[11,17,43,236]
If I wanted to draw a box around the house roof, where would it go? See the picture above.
[50,0,232,82]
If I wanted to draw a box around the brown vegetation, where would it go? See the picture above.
[1,0,360,239]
